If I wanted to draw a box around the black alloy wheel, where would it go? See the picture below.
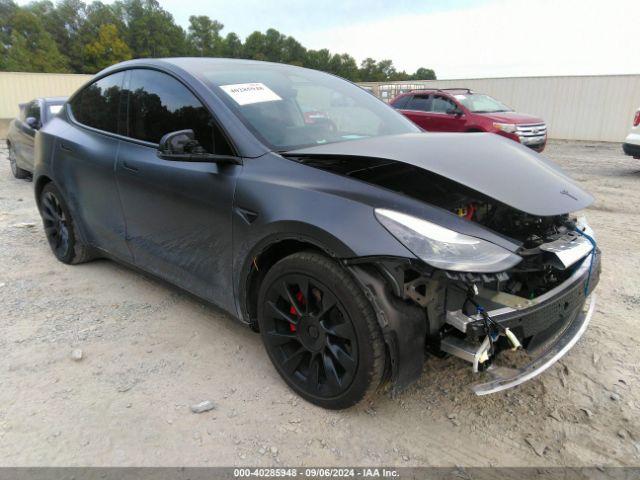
[258,252,385,409]
[38,183,94,265]
[41,189,71,260]
[8,144,29,179]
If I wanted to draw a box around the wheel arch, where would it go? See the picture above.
[34,175,53,208]
[239,227,428,393]
[239,229,352,331]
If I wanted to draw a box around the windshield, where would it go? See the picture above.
[196,63,420,151]
[454,93,512,113]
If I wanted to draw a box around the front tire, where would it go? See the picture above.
[8,143,29,179]
[257,251,385,409]
[39,183,94,264]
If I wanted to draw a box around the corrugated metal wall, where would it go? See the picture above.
[0,72,92,119]
[360,75,640,142]
[1,72,638,142]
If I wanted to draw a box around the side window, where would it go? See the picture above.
[432,96,457,113]
[69,72,125,134]
[391,95,409,109]
[26,101,41,123]
[405,95,432,112]
[126,69,232,155]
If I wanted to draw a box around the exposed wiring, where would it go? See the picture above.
[575,228,597,296]
[455,282,521,352]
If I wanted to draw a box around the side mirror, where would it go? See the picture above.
[446,108,463,117]
[158,129,196,156]
[26,116,41,130]
[157,129,241,164]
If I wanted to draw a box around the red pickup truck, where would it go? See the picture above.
[390,88,547,152]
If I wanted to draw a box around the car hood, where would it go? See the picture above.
[478,111,544,124]
[286,133,592,216]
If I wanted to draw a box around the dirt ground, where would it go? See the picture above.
[0,140,638,467]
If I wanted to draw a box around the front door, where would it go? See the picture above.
[115,68,240,312]
[428,95,467,132]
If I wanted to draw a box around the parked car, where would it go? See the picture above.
[34,59,599,409]
[623,108,640,159]
[390,88,548,152]
[6,97,67,179]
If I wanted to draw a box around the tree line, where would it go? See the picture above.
[0,0,436,81]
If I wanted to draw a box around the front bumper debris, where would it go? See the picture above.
[472,293,596,395]
[440,249,600,395]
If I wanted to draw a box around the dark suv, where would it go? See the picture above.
[6,97,67,179]
[391,88,547,152]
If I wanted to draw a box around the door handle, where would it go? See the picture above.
[122,161,139,173]
[60,142,73,152]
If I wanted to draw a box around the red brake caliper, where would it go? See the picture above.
[288,291,305,332]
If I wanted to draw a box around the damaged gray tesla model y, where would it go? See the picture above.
[33,58,600,409]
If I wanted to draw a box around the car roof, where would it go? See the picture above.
[38,97,69,104]
[405,88,473,95]
[42,96,68,104]
[22,97,67,105]
[99,57,311,76]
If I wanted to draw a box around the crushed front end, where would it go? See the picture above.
[439,243,599,395]
[287,134,600,395]
[351,189,600,395]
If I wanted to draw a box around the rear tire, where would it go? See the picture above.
[39,183,95,264]
[8,143,29,179]
[257,251,385,409]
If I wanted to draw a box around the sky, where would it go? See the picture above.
[18,0,640,79]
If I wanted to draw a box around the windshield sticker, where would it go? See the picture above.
[219,82,282,106]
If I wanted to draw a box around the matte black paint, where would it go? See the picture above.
[33,58,594,389]
[116,140,240,312]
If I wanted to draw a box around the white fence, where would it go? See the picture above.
[1,71,638,142]
[361,75,640,142]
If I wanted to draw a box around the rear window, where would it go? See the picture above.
[26,101,41,123]
[69,72,126,134]
[405,95,432,112]
[391,96,410,109]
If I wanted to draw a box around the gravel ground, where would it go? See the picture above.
[0,140,639,467]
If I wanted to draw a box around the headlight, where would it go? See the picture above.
[375,209,522,273]
[493,122,518,134]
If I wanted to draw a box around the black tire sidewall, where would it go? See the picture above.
[40,183,78,264]
[258,252,383,409]
[8,145,28,179]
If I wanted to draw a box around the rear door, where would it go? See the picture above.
[399,94,433,130]
[115,68,240,312]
